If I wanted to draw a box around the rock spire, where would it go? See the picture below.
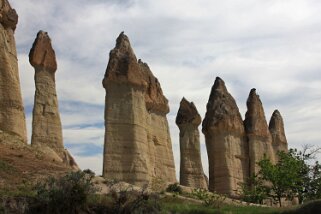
[269,110,288,156]
[29,31,78,169]
[202,77,248,197]
[244,89,275,176]
[0,0,27,143]
[102,32,176,186]
[176,97,207,189]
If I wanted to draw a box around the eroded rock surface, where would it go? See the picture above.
[269,110,288,157]
[102,32,176,186]
[176,97,207,189]
[0,0,27,143]
[202,77,248,197]
[29,31,78,170]
[244,89,275,176]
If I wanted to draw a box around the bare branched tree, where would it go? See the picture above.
[301,144,321,160]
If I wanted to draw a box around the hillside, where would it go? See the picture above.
[0,132,72,190]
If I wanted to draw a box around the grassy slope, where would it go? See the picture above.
[160,196,282,214]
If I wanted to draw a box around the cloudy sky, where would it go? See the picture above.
[10,0,321,177]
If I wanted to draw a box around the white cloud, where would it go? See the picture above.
[10,0,321,177]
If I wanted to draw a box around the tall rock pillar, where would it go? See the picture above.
[244,89,275,176]
[269,110,288,157]
[176,97,207,189]
[102,32,176,186]
[0,0,27,143]
[29,31,78,169]
[202,77,248,197]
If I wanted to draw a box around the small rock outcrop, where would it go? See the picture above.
[102,32,176,186]
[29,31,78,170]
[269,110,288,157]
[202,77,249,197]
[244,89,275,176]
[0,0,27,143]
[176,97,207,189]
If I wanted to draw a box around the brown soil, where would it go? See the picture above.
[0,134,72,190]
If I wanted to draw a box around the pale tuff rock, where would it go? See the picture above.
[269,110,288,157]
[0,0,27,143]
[202,77,248,197]
[29,31,61,149]
[29,31,78,170]
[176,97,207,189]
[102,32,176,186]
[244,89,275,176]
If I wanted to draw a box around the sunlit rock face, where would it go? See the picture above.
[176,97,207,189]
[244,89,275,176]
[102,32,176,186]
[0,0,27,143]
[202,77,249,197]
[269,110,288,159]
[29,31,78,170]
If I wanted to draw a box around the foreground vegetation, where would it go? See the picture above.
[161,196,281,214]
[241,145,321,207]
[1,145,321,213]
[1,170,320,214]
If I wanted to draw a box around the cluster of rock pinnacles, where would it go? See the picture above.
[102,32,288,197]
[0,0,288,197]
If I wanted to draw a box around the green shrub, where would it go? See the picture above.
[83,168,95,177]
[203,193,226,208]
[0,160,15,172]
[29,171,97,213]
[191,188,226,208]
[0,180,34,197]
[283,200,321,214]
[191,188,209,200]
[166,183,182,194]
[239,175,268,204]
[107,182,161,213]
[149,177,166,193]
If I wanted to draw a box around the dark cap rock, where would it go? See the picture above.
[29,31,57,72]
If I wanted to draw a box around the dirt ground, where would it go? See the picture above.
[0,134,72,190]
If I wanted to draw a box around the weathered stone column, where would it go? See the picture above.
[102,32,176,186]
[269,110,288,158]
[244,89,275,176]
[176,97,207,189]
[29,31,62,149]
[0,0,27,143]
[202,77,248,197]
[29,31,78,169]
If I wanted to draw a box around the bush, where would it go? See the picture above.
[83,168,96,177]
[0,160,15,172]
[166,183,182,194]
[191,188,209,200]
[191,188,226,208]
[283,200,321,214]
[108,183,161,214]
[239,175,268,204]
[149,177,166,193]
[0,182,35,198]
[29,171,97,213]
